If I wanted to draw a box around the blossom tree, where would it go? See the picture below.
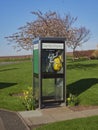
[5,11,90,55]
[67,27,90,58]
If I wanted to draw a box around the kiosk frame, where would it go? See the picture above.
[33,37,66,108]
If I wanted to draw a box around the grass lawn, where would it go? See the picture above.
[0,61,32,111]
[33,115,98,130]
[67,59,98,106]
[0,59,98,111]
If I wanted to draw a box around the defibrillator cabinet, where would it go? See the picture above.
[33,37,66,108]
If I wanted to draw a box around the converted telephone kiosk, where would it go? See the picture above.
[33,37,66,108]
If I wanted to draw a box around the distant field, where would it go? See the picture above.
[0,49,94,62]
[0,58,98,111]
[0,55,32,62]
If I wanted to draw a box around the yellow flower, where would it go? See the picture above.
[67,98,71,101]
[28,87,32,91]
[23,91,26,95]
[24,96,28,100]
[25,91,29,95]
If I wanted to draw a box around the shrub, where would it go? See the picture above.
[67,93,79,106]
[91,50,98,59]
[21,87,36,110]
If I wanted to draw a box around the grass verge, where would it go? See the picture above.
[0,61,32,111]
[0,59,98,111]
[33,115,98,130]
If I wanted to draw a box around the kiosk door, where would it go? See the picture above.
[41,42,65,106]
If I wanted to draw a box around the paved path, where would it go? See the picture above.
[0,109,29,130]
[1,107,98,130]
[19,106,98,129]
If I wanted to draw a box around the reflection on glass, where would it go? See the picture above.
[42,78,63,102]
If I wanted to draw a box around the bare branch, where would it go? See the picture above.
[5,11,90,52]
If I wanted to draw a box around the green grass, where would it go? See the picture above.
[67,59,98,106]
[0,59,98,111]
[0,61,32,111]
[34,115,98,130]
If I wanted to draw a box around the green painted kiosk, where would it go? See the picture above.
[33,37,66,108]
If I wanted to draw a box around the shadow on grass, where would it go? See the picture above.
[67,78,98,96]
[67,63,98,70]
[0,82,17,89]
[0,68,19,72]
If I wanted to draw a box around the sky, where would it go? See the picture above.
[0,0,98,56]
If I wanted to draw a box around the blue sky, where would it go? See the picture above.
[0,0,98,56]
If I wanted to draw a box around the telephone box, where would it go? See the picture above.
[33,37,66,108]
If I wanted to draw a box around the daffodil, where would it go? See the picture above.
[67,97,71,101]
